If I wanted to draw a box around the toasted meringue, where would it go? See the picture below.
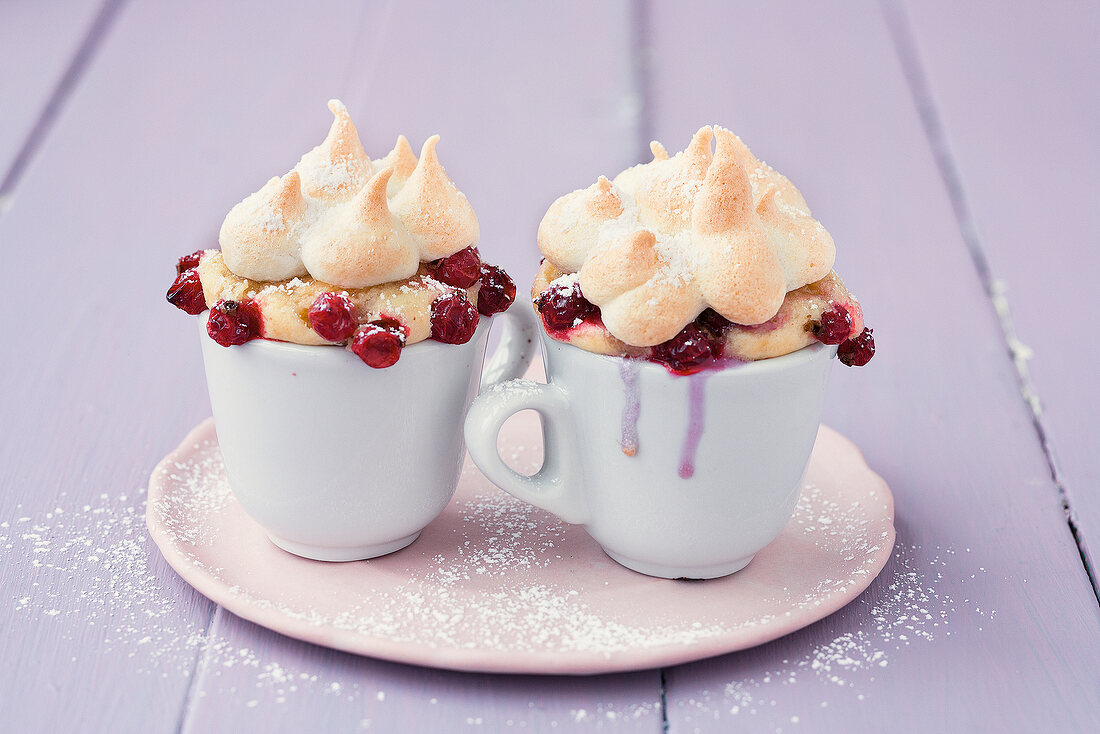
[217,100,479,290]
[301,168,420,288]
[390,136,480,260]
[219,170,309,282]
[537,125,836,347]
[372,134,418,196]
[296,100,373,202]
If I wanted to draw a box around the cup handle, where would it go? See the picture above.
[464,378,589,524]
[480,304,539,389]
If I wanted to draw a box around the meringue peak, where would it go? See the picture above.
[692,127,754,236]
[356,167,395,225]
[219,170,308,282]
[390,134,480,260]
[588,176,624,219]
[390,135,418,178]
[296,99,373,202]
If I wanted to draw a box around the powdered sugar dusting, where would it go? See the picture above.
[0,422,990,724]
[670,542,995,727]
[135,426,899,663]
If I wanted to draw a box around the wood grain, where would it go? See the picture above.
[641,1,1100,731]
[898,0,1100,589]
[0,0,659,730]
[0,0,110,203]
[3,0,1098,730]
[175,1,663,728]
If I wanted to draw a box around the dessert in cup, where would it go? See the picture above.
[465,126,875,579]
[166,100,534,561]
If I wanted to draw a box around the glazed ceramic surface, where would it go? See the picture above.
[198,307,537,561]
[147,414,894,674]
[465,338,836,578]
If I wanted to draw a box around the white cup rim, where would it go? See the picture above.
[543,334,836,379]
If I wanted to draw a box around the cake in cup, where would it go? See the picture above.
[464,125,874,579]
[163,100,532,561]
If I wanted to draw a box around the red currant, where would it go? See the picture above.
[813,305,853,345]
[207,299,262,346]
[166,269,207,315]
[350,323,404,368]
[476,264,516,316]
[308,292,358,342]
[838,327,875,367]
[432,247,481,288]
[430,292,480,344]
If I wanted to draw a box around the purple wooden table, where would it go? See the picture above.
[2,1,1097,731]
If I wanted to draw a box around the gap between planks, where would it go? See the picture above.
[879,0,1100,605]
[630,3,676,730]
[0,0,128,213]
[175,607,228,734]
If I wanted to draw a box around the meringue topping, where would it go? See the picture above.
[296,100,374,202]
[390,136,480,260]
[219,170,309,282]
[537,125,835,347]
[219,100,479,289]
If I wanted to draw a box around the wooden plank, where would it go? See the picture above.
[176,0,660,728]
[899,0,1100,586]
[642,1,1100,731]
[0,0,108,204]
[0,0,658,730]
[182,611,661,733]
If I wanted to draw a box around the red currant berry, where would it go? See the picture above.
[838,327,875,367]
[430,292,480,344]
[207,299,262,346]
[695,308,731,336]
[537,281,598,333]
[651,324,714,375]
[350,324,404,368]
[476,264,516,316]
[813,305,853,345]
[372,314,410,341]
[176,250,205,275]
[166,269,207,315]
[432,247,481,288]
[308,292,358,342]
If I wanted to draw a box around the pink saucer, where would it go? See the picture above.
[147,416,894,675]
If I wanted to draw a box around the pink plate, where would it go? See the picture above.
[147,416,894,675]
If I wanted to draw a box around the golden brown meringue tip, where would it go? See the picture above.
[355,166,395,224]
[649,141,669,161]
[391,134,480,260]
[683,126,715,170]
[390,135,418,178]
[588,176,624,219]
[692,128,755,235]
[417,134,442,168]
[296,98,373,201]
[270,170,307,224]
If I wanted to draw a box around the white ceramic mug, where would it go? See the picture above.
[199,306,538,561]
[464,336,835,579]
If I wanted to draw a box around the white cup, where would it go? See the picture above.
[464,336,835,579]
[199,307,537,561]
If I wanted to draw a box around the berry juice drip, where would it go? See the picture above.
[619,360,641,456]
[678,372,710,479]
